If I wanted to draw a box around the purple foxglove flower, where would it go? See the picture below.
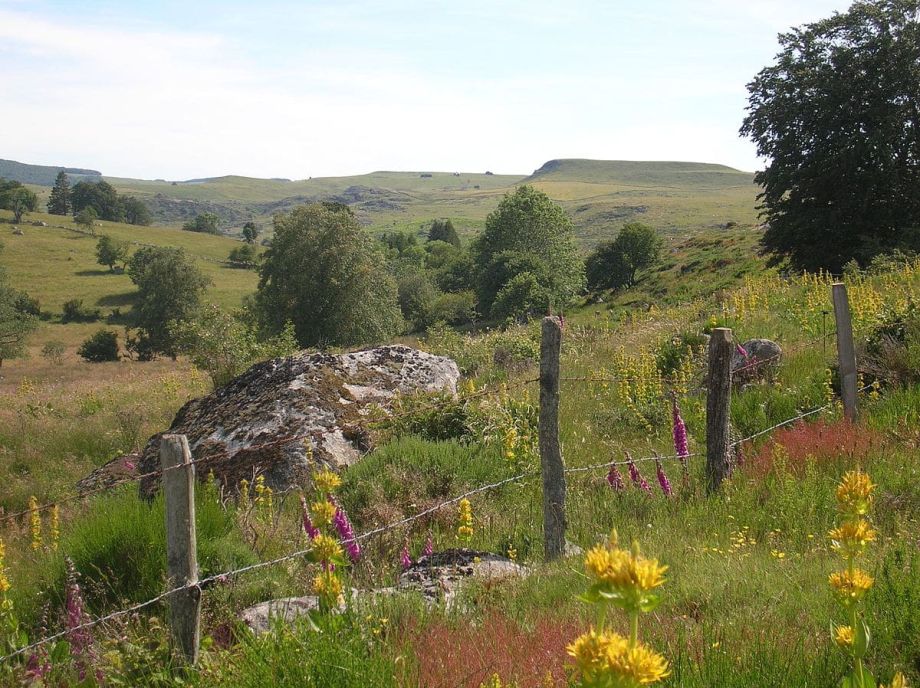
[655,460,673,497]
[300,495,319,540]
[64,565,102,683]
[400,541,412,570]
[423,533,434,558]
[736,343,749,359]
[329,496,361,563]
[672,400,690,465]
[626,453,652,494]
[626,454,652,494]
[606,463,625,491]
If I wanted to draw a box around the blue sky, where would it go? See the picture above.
[0,0,851,180]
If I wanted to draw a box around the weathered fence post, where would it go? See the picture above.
[706,328,733,493]
[539,316,566,560]
[832,283,858,422]
[160,434,200,665]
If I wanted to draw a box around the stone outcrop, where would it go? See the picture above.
[137,345,459,498]
[239,548,527,633]
[732,338,782,381]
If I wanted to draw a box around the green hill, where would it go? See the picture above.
[0,158,102,186]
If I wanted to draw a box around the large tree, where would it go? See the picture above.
[127,246,210,358]
[47,171,71,215]
[741,0,920,271]
[122,196,152,226]
[8,187,37,224]
[471,185,584,314]
[586,222,662,291]
[72,180,123,222]
[255,202,402,347]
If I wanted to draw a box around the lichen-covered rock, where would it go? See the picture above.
[137,345,459,498]
[732,338,782,380]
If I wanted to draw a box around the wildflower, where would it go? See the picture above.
[254,475,266,506]
[310,500,337,529]
[609,641,671,685]
[881,673,908,688]
[423,533,434,558]
[400,540,412,570]
[313,468,342,494]
[606,463,625,491]
[457,498,474,543]
[311,534,344,564]
[736,343,749,360]
[567,630,628,684]
[312,569,343,610]
[65,562,101,683]
[834,625,855,649]
[567,630,669,686]
[672,399,690,462]
[239,478,250,508]
[655,460,673,497]
[829,519,877,557]
[835,470,875,517]
[330,498,361,563]
[507,546,517,562]
[829,568,873,604]
[49,505,60,551]
[29,496,42,551]
[300,495,319,540]
[626,454,652,495]
[0,538,10,595]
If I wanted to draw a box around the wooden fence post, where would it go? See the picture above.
[539,316,566,560]
[832,283,858,422]
[160,434,200,665]
[706,328,733,493]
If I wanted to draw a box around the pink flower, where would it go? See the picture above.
[400,541,412,570]
[64,563,102,683]
[606,463,625,491]
[626,454,652,495]
[672,399,689,465]
[329,496,361,563]
[300,495,319,540]
[655,460,673,497]
[423,533,434,558]
[736,343,749,359]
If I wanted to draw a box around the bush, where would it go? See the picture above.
[61,298,101,323]
[77,329,119,362]
[429,290,476,325]
[490,271,548,322]
[655,331,708,376]
[41,340,65,365]
[227,243,259,267]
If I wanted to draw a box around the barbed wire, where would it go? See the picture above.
[0,469,536,665]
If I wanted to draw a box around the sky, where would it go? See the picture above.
[0,0,852,180]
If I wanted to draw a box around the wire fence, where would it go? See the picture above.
[0,303,882,666]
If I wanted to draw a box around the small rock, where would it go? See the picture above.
[240,596,324,634]
[732,338,782,381]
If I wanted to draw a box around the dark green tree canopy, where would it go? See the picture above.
[255,203,402,348]
[242,221,260,244]
[72,180,123,222]
[428,219,461,248]
[47,171,71,215]
[95,234,131,272]
[122,196,152,226]
[586,222,663,291]
[183,212,221,234]
[0,244,38,367]
[471,185,585,314]
[741,0,920,271]
[127,246,210,357]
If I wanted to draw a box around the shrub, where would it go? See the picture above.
[227,243,259,267]
[61,298,100,323]
[40,340,65,365]
[429,291,476,326]
[655,331,707,376]
[77,329,119,362]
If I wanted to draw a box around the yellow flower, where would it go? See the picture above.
[311,534,343,563]
[29,496,42,551]
[585,544,668,593]
[607,641,671,685]
[829,569,874,603]
[313,469,342,494]
[829,519,876,556]
[50,505,60,551]
[312,570,343,599]
[834,625,855,648]
[567,630,629,682]
[0,538,10,595]
[836,471,875,516]
[310,500,337,528]
[881,672,908,688]
[457,498,474,543]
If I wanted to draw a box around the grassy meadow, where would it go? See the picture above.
[0,249,918,685]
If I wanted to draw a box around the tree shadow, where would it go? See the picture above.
[96,292,137,307]
[76,269,113,277]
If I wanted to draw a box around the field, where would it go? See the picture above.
[1,246,919,686]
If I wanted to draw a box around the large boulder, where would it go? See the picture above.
[137,345,459,498]
[731,338,782,381]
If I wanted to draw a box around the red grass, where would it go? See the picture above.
[400,613,582,688]
[744,419,886,478]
